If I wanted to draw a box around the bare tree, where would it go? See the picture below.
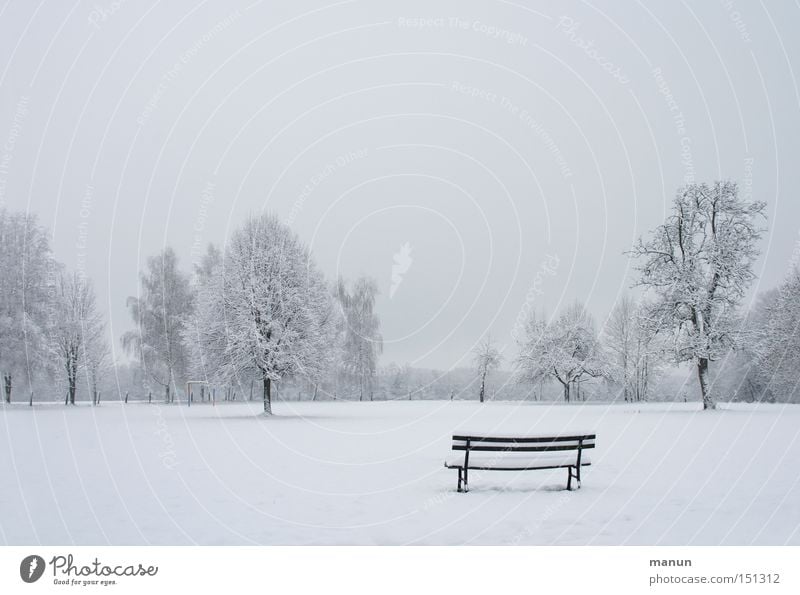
[748,267,800,402]
[604,294,661,402]
[631,181,766,409]
[192,243,222,287]
[472,335,501,403]
[122,247,193,403]
[49,272,106,405]
[0,209,54,402]
[185,243,223,386]
[191,213,337,414]
[515,303,606,402]
[336,276,383,401]
[83,308,110,406]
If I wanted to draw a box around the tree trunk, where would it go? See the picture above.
[165,383,170,404]
[479,371,486,403]
[263,374,272,415]
[3,373,11,403]
[68,363,76,405]
[697,358,716,410]
[563,381,570,403]
[641,356,649,402]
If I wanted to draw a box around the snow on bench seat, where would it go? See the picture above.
[445,451,591,470]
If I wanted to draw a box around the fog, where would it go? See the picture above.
[1,0,798,369]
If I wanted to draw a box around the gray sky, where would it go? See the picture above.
[1,0,799,370]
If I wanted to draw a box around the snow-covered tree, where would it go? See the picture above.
[122,247,193,403]
[336,276,383,401]
[80,279,111,406]
[191,213,337,414]
[299,279,342,402]
[631,181,766,409]
[386,362,412,400]
[192,243,222,287]
[185,243,223,385]
[0,209,54,402]
[604,294,661,402]
[83,323,110,405]
[747,267,800,402]
[472,335,501,403]
[49,272,106,405]
[515,303,606,402]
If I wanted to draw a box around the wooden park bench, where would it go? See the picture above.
[444,433,596,492]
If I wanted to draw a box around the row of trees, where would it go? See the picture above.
[733,266,800,402]
[0,210,110,404]
[3,181,796,410]
[0,210,386,411]
[513,181,771,409]
[124,213,384,414]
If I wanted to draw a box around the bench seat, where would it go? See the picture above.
[445,452,592,470]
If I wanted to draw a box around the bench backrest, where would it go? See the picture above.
[452,434,596,453]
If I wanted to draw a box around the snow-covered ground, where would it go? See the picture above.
[1,400,799,545]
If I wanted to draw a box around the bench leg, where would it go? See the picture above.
[566,466,582,491]
[457,468,463,493]
[463,467,469,493]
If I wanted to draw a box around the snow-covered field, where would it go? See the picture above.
[1,400,799,545]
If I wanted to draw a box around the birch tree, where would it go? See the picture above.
[630,181,766,409]
[191,213,337,414]
[122,247,193,403]
[472,335,501,403]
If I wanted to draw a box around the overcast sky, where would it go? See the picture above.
[1,0,799,370]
